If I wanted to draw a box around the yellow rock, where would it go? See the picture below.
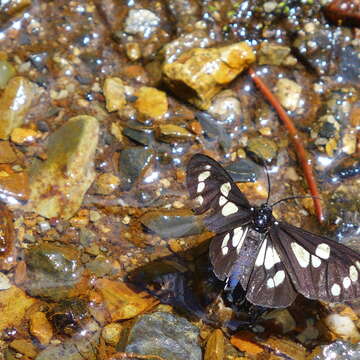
[0,76,34,139]
[103,77,126,112]
[29,311,53,345]
[95,278,158,321]
[102,322,123,346]
[163,42,255,109]
[10,339,38,358]
[204,329,224,360]
[134,86,168,118]
[0,286,36,332]
[10,127,41,144]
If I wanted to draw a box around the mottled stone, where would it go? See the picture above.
[258,43,295,66]
[312,340,360,360]
[208,90,242,124]
[95,278,158,321]
[246,136,278,163]
[274,78,302,111]
[124,9,160,38]
[325,313,360,342]
[24,243,84,301]
[29,115,99,219]
[94,173,120,195]
[158,124,194,143]
[0,77,35,139]
[103,77,126,112]
[163,42,255,109]
[0,286,36,332]
[134,86,168,119]
[140,209,204,239]
[119,147,154,190]
[125,311,202,360]
[102,323,123,346]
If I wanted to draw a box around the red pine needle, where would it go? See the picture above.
[248,67,324,223]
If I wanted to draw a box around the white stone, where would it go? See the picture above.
[325,314,360,342]
[274,78,302,111]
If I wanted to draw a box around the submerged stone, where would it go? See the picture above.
[28,115,99,219]
[157,124,194,143]
[225,158,259,183]
[163,42,255,109]
[140,209,204,239]
[125,311,202,360]
[0,60,15,89]
[246,136,278,163]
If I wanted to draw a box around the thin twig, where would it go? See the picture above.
[248,67,324,223]
[109,352,166,360]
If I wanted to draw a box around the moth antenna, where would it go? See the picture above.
[263,162,271,204]
[271,195,321,207]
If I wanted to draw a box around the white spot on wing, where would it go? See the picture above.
[197,182,205,193]
[315,243,330,260]
[220,182,231,197]
[311,255,321,268]
[273,270,285,287]
[291,242,310,268]
[350,265,358,282]
[255,238,267,267]
[198,171,210,182]
[195,195,203,206]
[221,202,238,216]
[331,283,341,296]
[232,227,243,247]
[219,196,227,206]
[264,245,281,270]
[356,261,360,270]
[343,277,351,289]
[267,278,275,288]
[222,246,229,255]
[204,165,211,170]
[222,233,230,248]
[236,227,248,254]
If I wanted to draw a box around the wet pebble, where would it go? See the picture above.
[274,78,302,111]
[94,173,120,195]
[246,136,278,163]
[157,123,194,143]
[10,127,41,144]
[29,311,53,345]
[225,157,259,183]
[123,127,154,146]
[0,141,17,163]
[0,59,15,89]
[102,322,123,346]
[103,77,126,112]
[258,42,296,66]
[312,340,360,360]
[125,311,202,360]
[119,147,154,190]
[134,86,168,119]
[140,209,204,239]
[124,9,160,38]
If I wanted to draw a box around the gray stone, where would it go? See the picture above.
[125,311,202,360]
[312,340,360,360]
[124,9,160,38]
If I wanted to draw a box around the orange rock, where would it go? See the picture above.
[134,86,168,119]
[95,278,158,321]
[29,311,53,345]
[10,339,38,358]
[0,141,17,163]
[10,127,41,145]
[230,331,264,356]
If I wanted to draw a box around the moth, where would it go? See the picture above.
[186,154,360,308]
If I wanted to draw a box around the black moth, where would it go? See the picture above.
[186,154,360,308]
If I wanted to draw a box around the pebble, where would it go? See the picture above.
[158,124,194,143]
[10,127,41,144]
[124,9,160,38]
[29,311,53,345]
[134,86,168,119]
[325,313,360,342]
[274,78,302,111]
[101,323,123,346]
[103,77,126,112]
[125,42,142,61]
[0,59,15,89]
[94,173,120,195]
[0,272,11,290]
[246,136,278,163]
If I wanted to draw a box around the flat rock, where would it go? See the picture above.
[125,311,202,360]
[28,115,99,219]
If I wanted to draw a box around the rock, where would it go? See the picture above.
[85,256,115,277]
[103,77,126,112]
[204,329,224,360]
[163,42,255,109]
[325,313,360,342]
[208,90,242,125]
[0,286,36,332]
[10,127,41,144]
[0,141,17,163]
[260,336,307,360]
[230,331,264,357]
[312,341,360,360]
[246,136,278,163]
[125,311,202,360]
[123,127,154,146]
[125,42,142,61]
[101,323,123,346]
[0,171,30,204]
[0,76,35,139]
[140,209,204,239]
[9,339,38,358]
[0,272,11,289]
[95,278,158,321]
[119,147,154,190]
[262,309,296,333]
[28,115,99,219]
[29,311,53,345]
[258,43,295,66]
[94,173,120,195]
[0,0,31,20]
[274,78,302,111]
[35,330,100,360]
[0,59,15,89]
[342,131,357,155]
[24,243,84,301]
[157,124,194,143]
[0,203,16,269]
[225,158,259,183]
[134,86,168,119]
[124,9,160,38]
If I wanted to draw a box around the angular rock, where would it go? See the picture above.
[29,311,53,345]
[157,124,194,143]
[246,136,278,163]
[95,278,158,321]
[119,147,154,190]
[28,115,99,219]
[103,77,126,112]
[0,76,35,139]
[163,42,255,109]
[124,9,160,38]
[204,329,224,360]
[140,209,204,239]
[312,340,360,360]
[125,311,202,360]
[274,78,302,111]
[134,86,168,119]
[0,141,17,163]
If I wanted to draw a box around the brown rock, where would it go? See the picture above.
[10,127,41,144]
[94,173,120,195]
[0,171,30,204]
[163,42,255,109]
[10,338,38,358]
[95,278,158,321]
[0,141,17,163]
[204,329,224,360]
[134,86,168,119]
[231,331,264,356]
[103,77,126,112]
[29,311,53,345]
